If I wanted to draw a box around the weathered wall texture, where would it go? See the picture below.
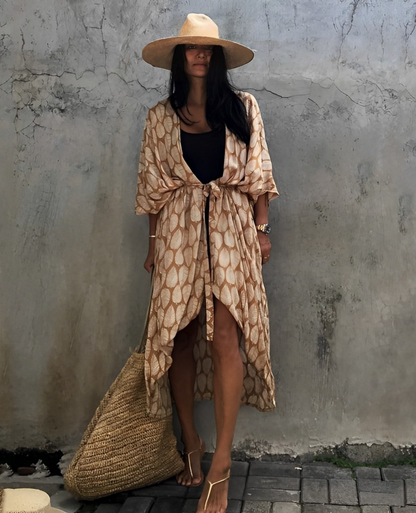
[1,0,415,457]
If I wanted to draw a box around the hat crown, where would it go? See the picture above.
[178,13,219,39]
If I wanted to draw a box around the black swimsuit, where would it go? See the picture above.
[181,125,226,264]
[180,125,226,184]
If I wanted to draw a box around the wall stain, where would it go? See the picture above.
[75,161,94,175]
[314,287,342,368]
[365,251,381,269]
[0,34,13,59]
[398,194,413,234]
[357,161,373,197]
[404,140,416,158]
[329,100,352,121]
[12,71,109,123]
[233,437,273,460]
[314,202,328,225]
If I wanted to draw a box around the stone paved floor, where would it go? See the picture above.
[2,461,416,512]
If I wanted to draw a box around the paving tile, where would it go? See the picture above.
[361,507,391,513]
[301,478,328,504]
[147,497,185,512]
[358,478,404,506]
[249,462,300,478]
[50,490,81,513]
[98,492,129,504]
[223,499,242,512]
[383,466,416,481]
[228,476,246,500]
[118,497,154,513]
[301,463,353,480]
[182,497,242,512]
[246,476,299,490]
[391,508,416,513]
[182,499,199,513]
[95,505,122,513]
[354,467,381,480]
[222,499,242,512]
[271,503,301,512]
[406,479,416,505]
[242,501,271,513]
[302,507,360,512]
[329,479,358,505]
[244,488,299,502]
[130,483,187,498]
[232,461,250,476]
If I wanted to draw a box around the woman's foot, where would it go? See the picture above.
[197,458,231,512]
[176,436,205,487]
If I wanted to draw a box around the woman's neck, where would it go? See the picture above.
[187,77,207,107]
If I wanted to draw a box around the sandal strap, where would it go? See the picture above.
[186,450,198,479]
[184,438,205,481]
[203,471,230,511]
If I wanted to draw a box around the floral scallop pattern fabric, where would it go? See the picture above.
[136,92,279,418]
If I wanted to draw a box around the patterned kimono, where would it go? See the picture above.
[135,91,279,417]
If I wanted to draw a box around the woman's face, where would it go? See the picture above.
[183,44,214,78]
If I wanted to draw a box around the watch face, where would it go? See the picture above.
[257,224,271,234]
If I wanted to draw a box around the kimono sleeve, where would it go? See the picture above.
[135,107,177,215]
[241,93,279,204]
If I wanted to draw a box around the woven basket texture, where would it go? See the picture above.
[64,352,184,500]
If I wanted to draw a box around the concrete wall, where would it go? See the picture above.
[1,0,416,458]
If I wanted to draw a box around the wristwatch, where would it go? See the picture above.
[256,223,271,235]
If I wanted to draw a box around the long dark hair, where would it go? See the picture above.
[169,45,250,145]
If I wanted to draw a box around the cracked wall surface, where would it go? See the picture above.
[1,0,416,457]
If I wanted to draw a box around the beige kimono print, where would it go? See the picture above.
[136,91,279,418]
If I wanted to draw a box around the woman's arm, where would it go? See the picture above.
[254,193,269,225]
[144,213,158,273]
[254,194,271,265]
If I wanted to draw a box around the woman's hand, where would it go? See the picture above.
[257,231,271,265]
[144,239,155,273]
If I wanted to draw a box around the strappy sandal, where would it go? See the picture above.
[203,470,230,511]
[179,438,206,487]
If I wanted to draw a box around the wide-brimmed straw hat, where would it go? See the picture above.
[142,13,254,70]
[1,488,65,513]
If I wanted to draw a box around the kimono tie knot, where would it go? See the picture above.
[202,182,222,199]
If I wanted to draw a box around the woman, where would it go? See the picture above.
[136,13,278,513]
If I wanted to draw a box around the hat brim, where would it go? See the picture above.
[142,36,254,70]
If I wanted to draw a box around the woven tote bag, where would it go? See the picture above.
[64,281,184,499]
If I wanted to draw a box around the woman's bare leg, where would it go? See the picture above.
[169,317,204,486]
[197,298,243,513]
